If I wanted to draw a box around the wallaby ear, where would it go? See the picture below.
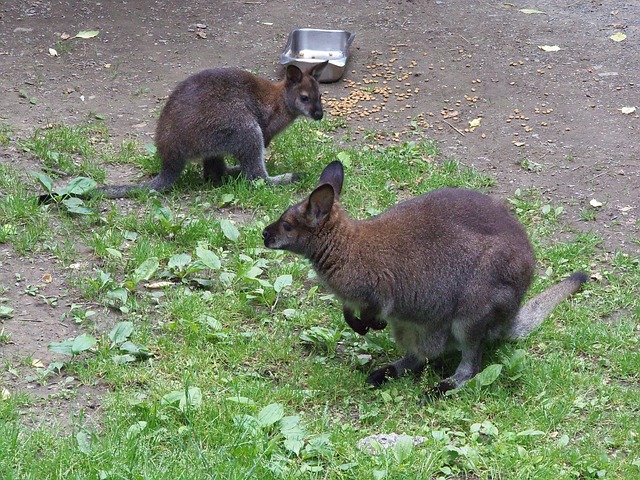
[306,183,335,226]
[317,160,344,197]
[285,64,304,84]
[308,61,329,81]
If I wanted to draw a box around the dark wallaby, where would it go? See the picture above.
[263,161,588,396]
[39,63,327,203]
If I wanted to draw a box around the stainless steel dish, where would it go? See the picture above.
[280,28,355,83]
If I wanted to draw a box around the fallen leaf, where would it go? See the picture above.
[513,141,526,147]
[469,118,482,128]
[620,107,636,114]
[520,8,546,14]
[1,388,9,401]
[60,32,71,40]
[48,48,58,56]
[75,30,99,39]
[32,359,45,368]
[42,273,52,283]
[609,32,627,42]
[196,31,207,39]
[145,281,176,289]
[590,199,603,208]
[538,45,561,52]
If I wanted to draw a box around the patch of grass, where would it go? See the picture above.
[19,122,109,179]
[0,122,11,145]
[0,120,638,479]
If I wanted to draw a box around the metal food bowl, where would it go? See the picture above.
[280,28,355,83]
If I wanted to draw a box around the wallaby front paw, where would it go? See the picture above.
[343,309,369,336]
[367,365,398,388]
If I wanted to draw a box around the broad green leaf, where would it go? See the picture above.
[517,429,545,437]
[76,431,92,454]
[473,363,503,387]
[30,171,54,192]
[109,321,134,344]
[244,266,263,280]
[0,306,14,318]
[60,177,97,195]
[62,197,95,215]
[226,396,256,405]
[71,333,97,354]
[75,30,99,39]
[336,151,352,167]
[132,257,159,284]
[195,246,221,269]
[256,403,284,427]
[161,387,202,412]
[280,416,306,455]
[393,435,414,464]
[126,421,147,439]
[273,274,292,293]
[105,248,122,259]
[48,339,74,355]
[168,253,191,271]
[119,341,152,359]
[220,219,240,242]
[106,288,128,305]
[112,354,137,364]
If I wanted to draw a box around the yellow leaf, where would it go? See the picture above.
[609,32,627,42]
[1,388,10,401]
[469,118,482,128]
[620,107,636,115]
[520,8,546,14]
[32,359,45,368]
[48,48,58,57]
[75,30,99,39]
[538,45,561,52]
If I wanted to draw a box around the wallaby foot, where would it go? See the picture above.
[367,354,426,388]
[367,365,399,388]
[265,172,302,185]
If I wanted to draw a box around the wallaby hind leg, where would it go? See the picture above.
[202,156,244,187]
[233,125,301,185]
[428,339,484,398]
[202,156,227,187]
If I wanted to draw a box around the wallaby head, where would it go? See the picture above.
[283,62,328,121]
[263,160,343,255]
[265,161,588,400]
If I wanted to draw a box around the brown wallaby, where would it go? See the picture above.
[44,63,326,201]
[263,161,588,397]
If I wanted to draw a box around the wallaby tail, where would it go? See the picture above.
[507,271,588,340]
[96,170,177,198]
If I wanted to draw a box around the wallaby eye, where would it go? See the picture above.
[282,221,293,232]
[300,94,310,103]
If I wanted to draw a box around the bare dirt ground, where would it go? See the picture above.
[1,0,638,424]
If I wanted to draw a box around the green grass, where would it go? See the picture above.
[0,120,639,479]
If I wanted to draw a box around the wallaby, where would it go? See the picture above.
[39,63,327,203]
[263,161,588,396]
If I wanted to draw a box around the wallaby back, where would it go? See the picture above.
[263,161,588,396]
[93,62,327,198]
